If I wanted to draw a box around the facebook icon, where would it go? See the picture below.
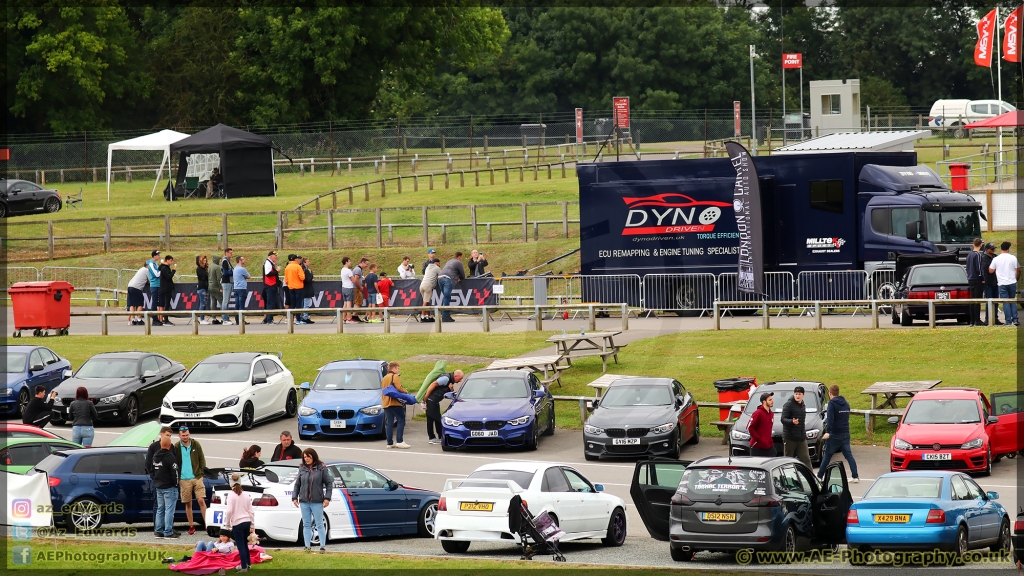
[12,546,32,564]
[12,524,32,541]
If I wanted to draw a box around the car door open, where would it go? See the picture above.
[989,391,1023,457]
[629,459,689,541]
[815,461,851,545]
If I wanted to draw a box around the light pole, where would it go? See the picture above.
[750,45,757,155]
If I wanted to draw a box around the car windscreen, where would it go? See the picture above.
[910,265,968,286]
[744,390,818,414]
[313,369,380,391]
[903,399,981,424]
[263,465,299,485]
[30,453,68,475]
[184,362,251,383]
[457,377,529,399]
[925,211,981,244]
[864,476,943,499]
[6,353,27,373]
[680,467,769,498]
[462,469,535,490]
[601,385,672,407]
[76,358,137,379]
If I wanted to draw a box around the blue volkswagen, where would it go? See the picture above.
[297,359,388,440]
[4,345,71,418]
[440,369,555,451]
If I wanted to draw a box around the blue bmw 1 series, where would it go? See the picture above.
[440,369,555,451]
[847,471,1010,559]
[4,345,71,418]
[297,359,389,440]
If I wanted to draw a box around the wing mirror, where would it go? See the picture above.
[887,416,900,425]
[594,484,605,492]
[533,389,545,399]
[385,480,400,491]
[987,491,999,500]
[30,364,44,373]
[905,220,921,242]
[62,369,72,380]
[591,398,600,408]
[443,392,455,400]
[987,415,999,425]
[142,370,157,379]
[253,377,268,385]
[300,382,311,390]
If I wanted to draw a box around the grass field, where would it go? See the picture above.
[11,328,1013,445]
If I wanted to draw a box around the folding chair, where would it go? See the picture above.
[65,188,83,210]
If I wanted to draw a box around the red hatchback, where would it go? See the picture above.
[889,388,1008,475]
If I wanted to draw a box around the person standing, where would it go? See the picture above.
[781,386,811,467]
[983,243,1002,325]
[301,257,314,324]
[341,257,356,323]
[262,251,281,324]
[817,385,860,483]
[364,263,379,322]
[285,254,306,324]
[376,271,393,311]
[966,238,985,326]
[468,249,488,277]
[146,426,174,534]
[70,387,98,447]
[224,473,255,570]
[437,252,466,323]
[173,426,208,536]
[233,256,251,325]
[398,256,416,280]
[221,248,235,324]
[158,255,177,325]
[989,241,1021,326]
[424,370,464,444]
[22,386,58,428]
[419,258,441,322]
[152,432,180,539]
[196,255,211,324]
[748,392,776,457]
[147,250,164,326]
[352,258,368,321]
[381,362,411,449]
[127,265,149,326]
[421,248,437,275]
[292,448,333,553]
[239,445,265,469]
[209,255,223,325]
[271,431,302,461]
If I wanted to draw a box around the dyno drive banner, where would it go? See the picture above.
[724,141,764,295]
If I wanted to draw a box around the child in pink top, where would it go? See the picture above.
[224,473,255,572]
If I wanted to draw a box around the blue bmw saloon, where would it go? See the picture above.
[297,359,389,440]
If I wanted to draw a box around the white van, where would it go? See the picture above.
[928,99,1016,137]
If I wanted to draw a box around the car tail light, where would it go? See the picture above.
[1015,519,1024,533]
[521,500,528,510]
[438,497,446,511]
[670,493,693,506]
[745,496,782,508]
[48,477,61,487]
[847,510,859,524]
[926,509,946,524]
[953,289,971,298]
[908,291,932,299]
[253,494,278,507]
[211,494,222,504]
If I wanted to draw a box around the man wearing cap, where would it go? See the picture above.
[988,241,1021,326]
[748,392,776,457]
[146,250,164,326]
[965,238,985,326]
[284,254,306,324]
[982,243,1002,324]
[262,250,281,324]
[422,248,437,275]
[781,386,811,467]
[173,425,208,535]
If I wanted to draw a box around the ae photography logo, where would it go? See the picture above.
[10,548,165,565]
[734,547,1012,566]
[11,498,32,518]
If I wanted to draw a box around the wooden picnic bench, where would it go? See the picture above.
[552,395,598,424]
[488,355,570,388]
[585,373,641,396]
[546,331,625,373]
[851,408,906,434]
[861,380,942,410]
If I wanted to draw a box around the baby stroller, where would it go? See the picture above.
[507,494,566,562]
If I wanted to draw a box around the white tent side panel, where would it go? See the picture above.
[106,129,190,200]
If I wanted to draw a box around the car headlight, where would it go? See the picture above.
[4,388,13,396]
[98,394,125,405]
[218,395,240,409]
[960,437,983,450]
[584,424,604,435]
[359,405,382,416]
[893,438,912,450]
[731,429,750,441]
[299,406,317,417]
[443,416,463,427]
[651,422,676,435]
[806,429,820,439]
[508,415,531,426]
[162,399,171,409]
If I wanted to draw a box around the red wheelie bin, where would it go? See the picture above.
[9,281,74,337]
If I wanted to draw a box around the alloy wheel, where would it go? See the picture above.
[70,500,103,531]
[17,388,30,417]
[421,502,437,537]
[123,396,138,426]
[45,197,60,213]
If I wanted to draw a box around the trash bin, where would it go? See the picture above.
[713,377,756,421]
[948,162,971,191]
[9,281,75,337]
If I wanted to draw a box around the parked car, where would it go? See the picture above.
[583,377,699,461]
[435,461,627,553]
[160,352,297,430]
[929,99,1016,137]
[847,471,1008,560]
[440,369,555,451]
[889,388,1005,475]
[0,423,66,440]
[728,381,827,464]
[4,345,71,418]
[51,352,185,426]
[1013,508,1024,564]
[1,436,82,473]
[0,178,63,217]
[891,258,971,326]
[204,460,439,544]
[630,456,851,561]
[297,359,388,440]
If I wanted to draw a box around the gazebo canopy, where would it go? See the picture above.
[965,111,1024,128]
[106,129,190,200]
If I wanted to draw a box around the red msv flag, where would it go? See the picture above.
[976,9,997,67]
[1004,6,1022,62]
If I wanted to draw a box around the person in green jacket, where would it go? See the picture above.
[173,425,208,535]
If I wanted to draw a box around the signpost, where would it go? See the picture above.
[782,53,802,145]
[612,97,630,161]
[749,45,757,156]
[733,101,741,137]
[575,108,583,159]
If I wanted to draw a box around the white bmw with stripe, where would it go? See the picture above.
[204,460,440,544]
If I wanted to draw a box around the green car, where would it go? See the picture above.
[1,436,83,474]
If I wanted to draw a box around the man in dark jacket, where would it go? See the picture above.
[817,385,860,482]
[424,370,464,444]
[747,392,776,457]
[271,431,303,461]
[982,242,1002,324]
[437,252,466,322]
[152,434,180,539]
[22,385,57,428]
[146,426,174,535]
[220,248,234,324]
[780,386,811,467]
[158,255,176,325]
[966,238,985,326]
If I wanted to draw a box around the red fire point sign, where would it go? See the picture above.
[613,97,630,129]
[782,53,802,69]
[733,101,741,137]
[575,108,583,143]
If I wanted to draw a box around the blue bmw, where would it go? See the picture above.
[847,471,1010,558]
[441,369,555,451]
[297,359,388,440]
[4,345,71,418]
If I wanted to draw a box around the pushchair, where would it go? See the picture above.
[507,494,566,562]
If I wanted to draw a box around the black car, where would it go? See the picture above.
[51,352,185,426]
[1014,508,1024,564]
[891,252,971,326]
[630,456,852,561]
[583,377,700,460]
[728,381,827,465]
[1,178,63,217]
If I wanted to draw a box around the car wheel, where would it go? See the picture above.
[957,314,970,325]
[207,526,219,537]
[584,453,599,461]
[441,438,455,452]
[994,517,1011,553]
[980,447,993,476]
[17,388,30,418]
[525,424,538,451]
[900,307,913,326]
[954,525,968,558]
[121,395,139,426]
[782,525,797,555]
[44,197,61,213]
[417,501,438,537]
[667,430,681,459]
[240,401,255,431]
[296,512,330,545]
[542,407,555,436]
[67,498,104,531]
[441,540,470,553]
[670,544,694,561]
[601,507,627,546]
[285,389,297,418]
[0,202,7,218]
[686,412,700,445]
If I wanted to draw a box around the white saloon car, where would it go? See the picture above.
[435,461,627,553]
[160,352,297,430]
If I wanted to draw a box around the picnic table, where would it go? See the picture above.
[585,373,640,397]
[546,331,625,372]
[488,355,570,387]
[851,408,906,434]
[861,380,942,410]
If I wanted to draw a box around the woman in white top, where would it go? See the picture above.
[419,258,441,322]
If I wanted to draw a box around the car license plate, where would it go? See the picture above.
[874,514,911,523]
[612,438,641,445]
[935,292,950,299]
[184,413,201,418]
[470,430,498,437]
[923,453,952,460]
[701,512,737,522]
[330,420,346,429]
[460,502,494,512]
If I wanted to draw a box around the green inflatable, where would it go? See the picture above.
[415,360,448,402]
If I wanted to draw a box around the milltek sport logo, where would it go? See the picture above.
[622,193,731,236]
[806,237,846,253]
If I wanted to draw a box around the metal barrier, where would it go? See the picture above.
[796,271,870,301]
[5,267,42,287]
[641,273,716,312]
[494,275,577,306]
[717,272,796,304]
[578,274,644,308]
[40,266,122,304]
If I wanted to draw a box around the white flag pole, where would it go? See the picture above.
[997,7,1003,192]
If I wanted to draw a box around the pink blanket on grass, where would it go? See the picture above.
[169,546,269,575]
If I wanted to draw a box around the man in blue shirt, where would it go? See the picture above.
[173,426,207,535]
[817,384,860,483]
[146,250,164,325]
[232,256,251,325]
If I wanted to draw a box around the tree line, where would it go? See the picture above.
[7,2,1017,134]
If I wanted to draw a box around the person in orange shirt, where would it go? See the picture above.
[284,255,306,325]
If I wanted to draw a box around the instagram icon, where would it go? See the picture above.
[11,499,32,519]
